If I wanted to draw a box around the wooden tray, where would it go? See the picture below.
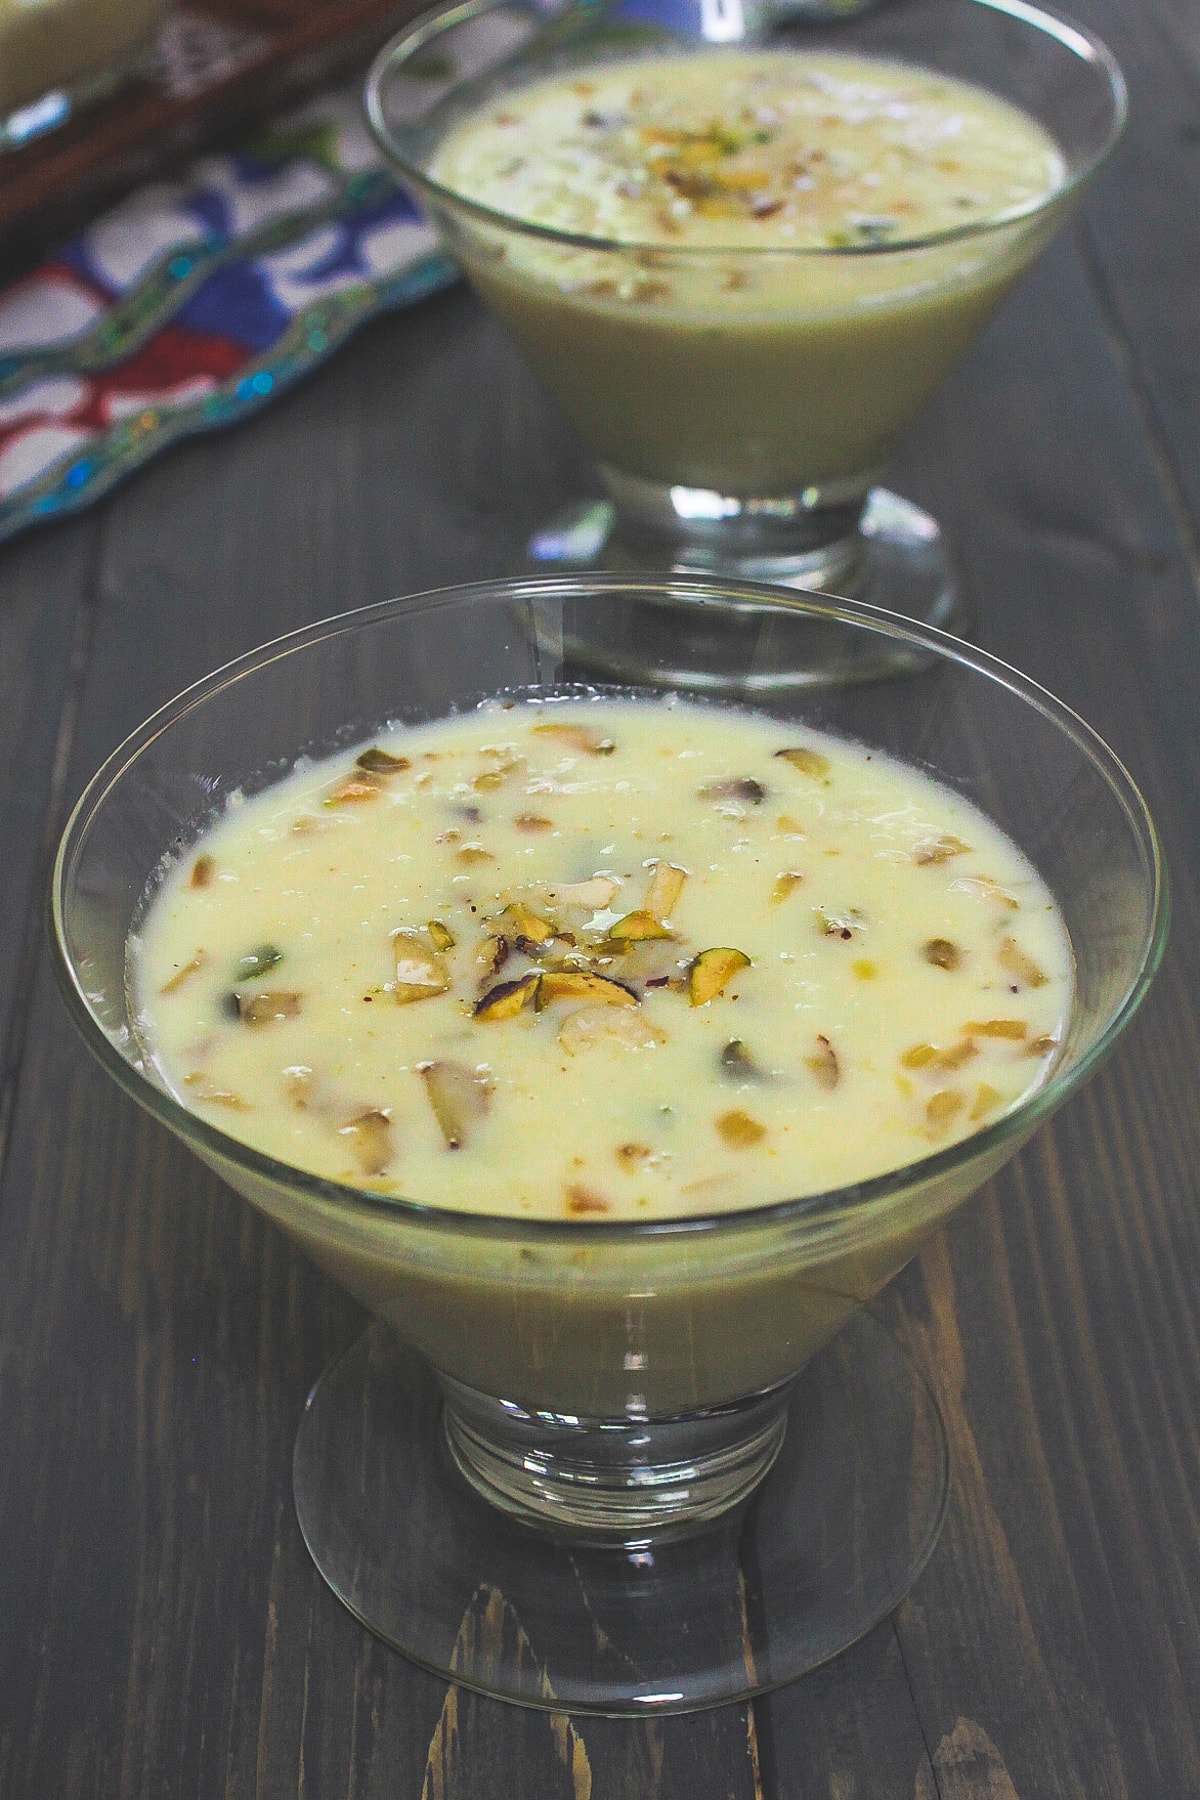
[0,0,427,272]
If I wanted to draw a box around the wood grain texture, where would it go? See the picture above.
[2,9,1200,1790]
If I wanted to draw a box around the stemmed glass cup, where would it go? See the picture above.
[366,0,1125,679]
[52,576,1165,1711]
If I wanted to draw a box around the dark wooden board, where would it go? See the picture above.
[2,8,1200,1791]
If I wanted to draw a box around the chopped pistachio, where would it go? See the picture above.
[355,746,411,774]
[326,772,385,806]
[235,943,283,981]
[774,814,806,837]
[805,1033,840,1091]
[912,833,971,866]
[160,951,208,995]
[608,909,674,942]
[775,746,830,780]
[473,761,521,791]
[538,969,639,1009]
[558,1005,666,1055]
[457,844,496,866]
[515,813,554,832]
[392,930,451,1004]
[189,854,216,889]
[1028,1033,1059,1057]
[615,1141,653,1171]
[997,937,1048,988]
[419,1060,492,1149]
[964,1018,1028,1039]
[689,946,751,1005]
[476,934,510,982]
[926,1089,965,1130]
[236,991,302,1026]
[932,1039,979,1072]
[532,722,616,754]
[699,777,766,805]
[474,972,542,1019]
[716,1108,767,1148]
[720,1038,769,1082]
[565,1183,612,1215]
[901,1043,940,1069]
[643,860,687,921]
[338,1109,393,1177]
[770,871,804,905]
[852,958,878,981]
[970,1083,1004,1121]
[427,919,456,952]
[496,902,556,943]
[922,937,962,972]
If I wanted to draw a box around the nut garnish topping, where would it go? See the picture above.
[775,746,831,780]
[643,861,686,921]
[538,970,639,1009]
[183,1072,251,1109]
[161,951,207,995]
[235,943,283,981]
[715,1108,767,1148]
[355,747,411,774]
[189,854,216,889]
[565,1183,612,1215]
[997,938,1048,988]
[338,1109,393,1176]
[326,772,385,805]
[926,1089,965,1131]
[1028,1034,1059,1057]
[953,874,1020,909]
[805,1034,840,1090]
[515,813,554,832]
[532,722,616,755]
[970,1084,1004,1121]
[559,1006,666,1054]
[771,871,804,905]
[236,991,302,1026]
[816,908,864,940]
[699,777,766,805]
[456,844,497,866]
[391,930,451,1004]
[419,1060,492,1149]
[964,1018,1028,1039]
[912,833,971,865]
[476,934,510,981]
[688,947,751,1006]
[496,903,556,944]
[720,1038,769,1082]
[616,1141,653,1170]
[474,972,542,1020]
[922,937,962,971]
[608,910,674,941]
[544,876,619,910]
[427,920,456,952]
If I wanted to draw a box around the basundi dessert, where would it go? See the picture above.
[134,697,1071,1222]
[421,49,1067,491]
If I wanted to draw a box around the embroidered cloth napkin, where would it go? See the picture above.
[0,84,454,542]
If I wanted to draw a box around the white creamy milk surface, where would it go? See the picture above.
[133,697,1072,1219]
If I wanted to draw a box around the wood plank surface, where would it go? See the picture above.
[2,6,1200,1794]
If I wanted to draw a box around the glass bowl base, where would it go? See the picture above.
[527,487,960,691]
[292,1311,949,1714]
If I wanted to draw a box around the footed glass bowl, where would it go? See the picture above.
[366,0,1125,672]
[52,576,1165,1711]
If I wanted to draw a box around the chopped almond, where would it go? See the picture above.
[558,1005,666,1055]
[419,1060,492,1149]
[392,930,451,1004]
[355,746,411,774]
[189,854,216,889]
[643,861,687,921]
[160,951,207,995]
[515,813,554,832]
[338,1109,393,1177]
[544,876,619,910]
[997,937,1048,988]
[922,937,962,971]
[182,1072,251,1110]
[236,991,302,1026]
[326,772,385,806]
[532,722,616,755]
[615,1142,653,1171]
[1028,1033,1059,1057]
[456,844,496,866]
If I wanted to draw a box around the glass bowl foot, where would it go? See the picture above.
[292,1311,949,1713]
[527,488,960,690]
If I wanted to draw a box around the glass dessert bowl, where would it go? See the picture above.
[52,576,1165,1712]
[366,0,1125,680]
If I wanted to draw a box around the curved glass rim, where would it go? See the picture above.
[51,572,1168,1249]
[364,0,1127,261]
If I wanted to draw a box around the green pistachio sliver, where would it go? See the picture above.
[355,746,411,774]
[427,919,456,952]
[688,947,750,1006]
[235,943,284,981]
[236,990,302,1026]
[775,746,830,780]
[474,972,542,1020]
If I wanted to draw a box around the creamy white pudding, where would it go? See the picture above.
[134,697,1071,1221]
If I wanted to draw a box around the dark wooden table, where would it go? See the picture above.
[2,2,1199,1793]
